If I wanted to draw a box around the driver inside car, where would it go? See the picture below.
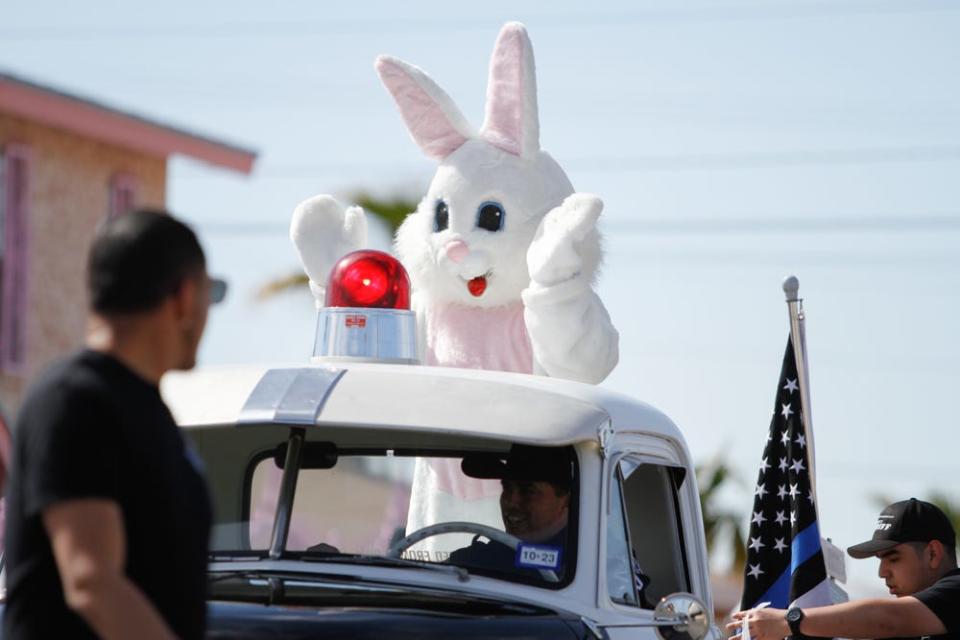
[448,445,572,575]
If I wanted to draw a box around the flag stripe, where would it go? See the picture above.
[790,551,829,603]
[789,522,822,573]
[754,564,792,608]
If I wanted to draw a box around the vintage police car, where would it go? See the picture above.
[157,251,721,639]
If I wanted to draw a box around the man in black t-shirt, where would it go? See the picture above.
[3,210,225,640]
[728,498,959,640]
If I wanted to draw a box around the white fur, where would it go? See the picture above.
[290,23,618,383]
[290,195,367,307]
[290,21,620,541]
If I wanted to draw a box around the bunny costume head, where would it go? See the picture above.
[379,23,600,309]
[291,22,617,385]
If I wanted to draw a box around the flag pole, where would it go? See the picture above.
[782,275,818,505]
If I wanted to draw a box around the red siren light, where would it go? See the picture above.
[325,250,411,310]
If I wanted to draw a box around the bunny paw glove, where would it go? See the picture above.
[527,193,603,287]
[523,193,619,384]
[290,195,368,307]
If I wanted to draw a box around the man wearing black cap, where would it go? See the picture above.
[449,445,573,576]
[728,498,959,640]
[4,210,225,640]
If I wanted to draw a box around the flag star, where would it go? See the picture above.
[775,510,788,526]
[759,457,770,473]
[790,458,806,474]
[784,378,799,394]
[789,483,800,499]
[752,510,767,526]
[747,563,764,579]
[749,536,765,552]
[755,483,768,499]
[778,456,789,472]
[794,433,806,449]
[781,403,794,420]
[790,510,798,527]
[774,538,788,553]
[807,490,816,505]
[780,431,791,446]
[777,485,788,500]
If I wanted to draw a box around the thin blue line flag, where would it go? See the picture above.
[740,337,833,611]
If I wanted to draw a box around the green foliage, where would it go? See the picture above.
[256,272,309,301]
[258,192,419,299]
[351,192,418,234]
[697,457,747,574]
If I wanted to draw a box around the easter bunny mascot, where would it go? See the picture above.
[291,23,618,540]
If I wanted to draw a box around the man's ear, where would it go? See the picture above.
[171,277,199,326]
[927,540,946,569]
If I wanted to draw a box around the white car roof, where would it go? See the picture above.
[161,361,684,447]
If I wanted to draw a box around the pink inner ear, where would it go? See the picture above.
[378,59,469,160]
[482,27,526,156]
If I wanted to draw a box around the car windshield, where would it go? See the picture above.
[203,435,578,589]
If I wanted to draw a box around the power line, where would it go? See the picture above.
[196,214,960,237]
[2,1,958,41]
[179,145,960,181]
[604,214,960,234]
[565,146,960,172]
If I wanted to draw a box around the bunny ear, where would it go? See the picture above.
[479,22,540,157]
[375,55,473,161]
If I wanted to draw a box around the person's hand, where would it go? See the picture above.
[727,608,790,640]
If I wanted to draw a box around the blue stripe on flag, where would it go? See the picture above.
[754,522,823,607]
[791,520,822,573]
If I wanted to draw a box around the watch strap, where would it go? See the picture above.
[786,607,804,636]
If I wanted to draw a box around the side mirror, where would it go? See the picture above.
[653,592,710,640]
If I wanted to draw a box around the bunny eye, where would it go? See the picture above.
[434,200,449,232]
[476,201,505,232]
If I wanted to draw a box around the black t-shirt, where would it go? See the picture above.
[3,350,212,640]
[913,568,960,640]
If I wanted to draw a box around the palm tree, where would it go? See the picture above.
[697,456,748,574]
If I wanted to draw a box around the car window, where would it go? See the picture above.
[615,458,690,606]
[236,443,578,589]
[606,467,640,606]
[249,455,416,552]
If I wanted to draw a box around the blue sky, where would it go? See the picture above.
[6,0,959,596]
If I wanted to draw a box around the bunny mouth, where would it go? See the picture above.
[464,273,489,297]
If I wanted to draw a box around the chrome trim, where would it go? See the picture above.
[313,307,418,364]
[238,367,344,425]
[580,615,607,639]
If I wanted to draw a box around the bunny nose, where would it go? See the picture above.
[444,240,470,264]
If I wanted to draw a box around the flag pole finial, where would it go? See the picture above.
[782,275,800,302]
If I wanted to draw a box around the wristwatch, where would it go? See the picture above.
[785,607,805,636]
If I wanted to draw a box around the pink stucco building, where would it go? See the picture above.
[0,71,256,416]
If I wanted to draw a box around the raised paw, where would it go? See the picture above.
[290,195,368,295]
[526,193,603,287]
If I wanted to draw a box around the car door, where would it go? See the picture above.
[598,441,711,639]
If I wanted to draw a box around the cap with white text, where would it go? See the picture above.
[847,498,956,559]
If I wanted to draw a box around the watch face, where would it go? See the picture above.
[787,608,802,622]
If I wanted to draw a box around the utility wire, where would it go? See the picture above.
[180,145,960,181]
[196,214,960,237]
[2,1,958,41]
[605,214,960,234]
